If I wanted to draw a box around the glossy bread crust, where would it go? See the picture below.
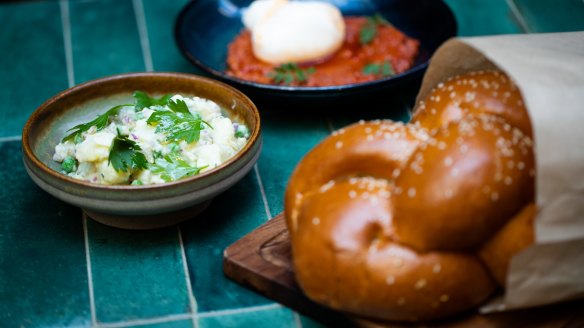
[285,71,536,322]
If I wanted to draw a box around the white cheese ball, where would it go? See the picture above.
[75,131,115,162]
[243,0,345,64]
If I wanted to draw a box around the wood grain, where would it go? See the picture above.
[223,213,584,328]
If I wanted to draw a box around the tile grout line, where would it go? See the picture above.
[195,303,282,319]
[96,313,192,328]
[83,216,98,327]
[94,303,283,328]
[132,0,154,72]
[177,227,200,328]
[0,136,22,143]
[59,0,75,88]
[254,163,273,220]
[505,0,532,33]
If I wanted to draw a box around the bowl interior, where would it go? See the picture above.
[26,73,260,185]
[175,0,457,95]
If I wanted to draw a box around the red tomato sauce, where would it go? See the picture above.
[226,17,420,87]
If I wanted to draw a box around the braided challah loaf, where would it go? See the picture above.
[285,71,536,321]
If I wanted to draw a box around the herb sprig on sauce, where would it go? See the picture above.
[359,13,392,45]
[267,63,316,85]
[362,61,395,77]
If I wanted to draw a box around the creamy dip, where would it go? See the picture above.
[53,94,249,185]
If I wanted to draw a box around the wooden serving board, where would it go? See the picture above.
[223,213,584,328]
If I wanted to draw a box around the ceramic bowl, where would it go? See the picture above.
[22,72,262,229]
[174,0,457,106]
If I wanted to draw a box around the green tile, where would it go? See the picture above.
[181,173,272,312]
[444,0,523,36]
[128,319,194,328]
[0,2,69,138]
[512,0,584,32]
[88,221,191,323]
[258,115,330,215]
[69,0,145,83]
[142,0,204,74]
[0,141,90,327]
[198,307,296,328]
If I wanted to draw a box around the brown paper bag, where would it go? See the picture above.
[414,31,584,311]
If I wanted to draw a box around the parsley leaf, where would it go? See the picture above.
[147,110,211,144]
[359,13,392,45]
[150,153,206,182]
[362,61,395,77]
[267,63,316,85]
[167,99,191,115]
[108,134,148,173]
[133,91,172,111]
[62,104,132,142]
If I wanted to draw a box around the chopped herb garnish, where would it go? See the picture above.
[62,104,132,142]
[131,180,143,186]
[150,153,206,182]
[235,125,249,138]
[147,110,211,144]
[359,13,392,45]
[61,156,77,173]
[108,134,148,173]
[267,63,316,85]
[362,61,395,77]
[167,99,191,115]
[133,91,172,111]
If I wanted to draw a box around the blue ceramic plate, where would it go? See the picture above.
[175,0,457,103]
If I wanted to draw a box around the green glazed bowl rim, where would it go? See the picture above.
[22,72,261,192]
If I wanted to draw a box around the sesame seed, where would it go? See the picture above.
[504,177,513,185]
[366,135,374,141]
[394,257,403,267]
[407,187,416,198]
[415,279,427,290]
[433,264,442,274]
[460,144,468,153]
[397,298,406,306]
[435,95,441,102]
[349,190,357,199]
[392,168,401,178]
[430,108,437,115]
[394,187,403,195]
[518,162,525,170]
[507,161,515,169]
[386,276,395,285]
[358,120,365,125]
[438,141,446,150]
[335,141,343,149]
[437,82,444,89]
[365,127,372,133]
[445,189,453,198]
[450,91,456,99]
[440,295,449,302]
[319,180,335,193]
[444,157,453,167]
[312,217,320,225]
[491,192,499,201]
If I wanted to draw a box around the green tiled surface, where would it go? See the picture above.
[69,0,145,83]
[88,221,190,323]
[197,307,297,328]
[0,142,89,327]
[1,0,581,327]
[181,173,272,312]
[0,2,69,138]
